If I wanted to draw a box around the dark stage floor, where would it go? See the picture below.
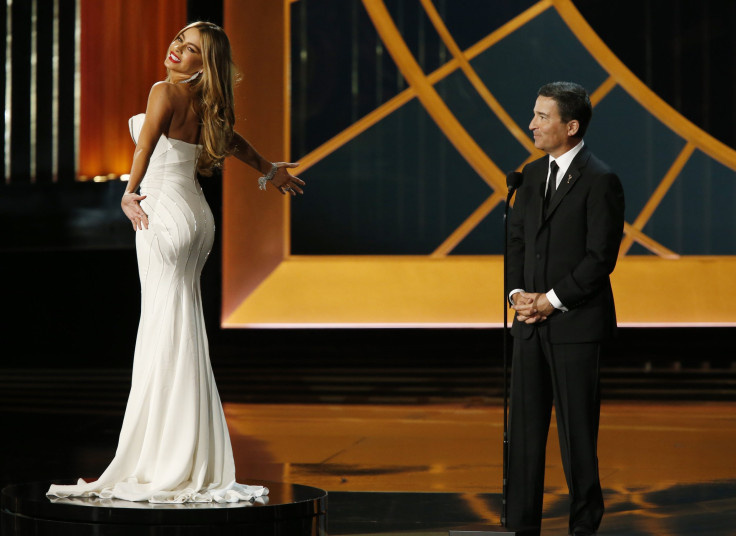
[2,401,736,536]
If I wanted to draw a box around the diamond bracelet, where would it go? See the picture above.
[257,164,278,190]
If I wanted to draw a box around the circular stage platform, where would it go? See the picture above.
[2,480,327,535]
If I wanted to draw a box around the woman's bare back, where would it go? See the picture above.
[163,82,201,145]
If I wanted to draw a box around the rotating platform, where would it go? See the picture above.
[1,480,327,535]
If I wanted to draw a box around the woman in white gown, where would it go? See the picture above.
[47,21,304,504]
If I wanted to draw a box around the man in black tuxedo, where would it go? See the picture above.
[506,81,625,536]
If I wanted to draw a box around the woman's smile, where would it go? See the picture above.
[164,29,202,75]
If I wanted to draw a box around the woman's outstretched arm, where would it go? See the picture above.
[230,132,305,195]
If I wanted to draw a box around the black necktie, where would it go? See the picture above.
[545,160,559,213]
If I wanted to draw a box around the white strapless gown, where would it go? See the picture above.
[47,114,267,504]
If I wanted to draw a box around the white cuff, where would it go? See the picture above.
[509,289,525,304]
[546,289,568,312]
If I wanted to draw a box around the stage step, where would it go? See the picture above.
[1,363,735,414]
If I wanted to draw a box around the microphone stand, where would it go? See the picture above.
[450,182,534,536]
[501,184,514,528]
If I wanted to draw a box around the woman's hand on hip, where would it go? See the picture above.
[121,192,149,231]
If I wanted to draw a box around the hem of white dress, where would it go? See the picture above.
[47,479,269,504]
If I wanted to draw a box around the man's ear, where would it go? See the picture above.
[567,120,580,137]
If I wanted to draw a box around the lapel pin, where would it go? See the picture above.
[567,174,573,184]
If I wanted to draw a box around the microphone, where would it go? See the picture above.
[506,171,523,195]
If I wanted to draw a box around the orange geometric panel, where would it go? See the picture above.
[222,0,736,327]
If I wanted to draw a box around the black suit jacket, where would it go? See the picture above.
[508,145,625,343]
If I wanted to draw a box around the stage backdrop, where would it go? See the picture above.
[223,0,736,327]
[79,0,187,179]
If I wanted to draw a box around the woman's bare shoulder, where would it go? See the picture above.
[147,81,191,112]
[148,81,179,99]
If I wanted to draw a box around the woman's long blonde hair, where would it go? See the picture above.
[167,21,237,176]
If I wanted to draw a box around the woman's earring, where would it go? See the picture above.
[181,71,203,84]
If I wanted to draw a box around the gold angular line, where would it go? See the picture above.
[419,0,536,154]
[517,151,542,171]
[619,142,695,256]
[551,0,729,259]
[463,1,553,63]
[294,90,414,173]
[623,222,679,260]
[553,0,736,170]
[431,191,505,257]
[293,1,553,174]
[361,0,505,193]
[590,75,616,106]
